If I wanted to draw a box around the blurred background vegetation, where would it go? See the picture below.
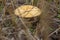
[0,0,60,40]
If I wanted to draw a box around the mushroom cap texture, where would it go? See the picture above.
[14,5,41,18]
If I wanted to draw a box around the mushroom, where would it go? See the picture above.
[14,5,41,18]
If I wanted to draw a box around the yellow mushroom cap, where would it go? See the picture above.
[14,5,41,18]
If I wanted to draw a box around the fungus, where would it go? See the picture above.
[14,5,41,18]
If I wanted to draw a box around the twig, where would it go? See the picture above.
[48,26,60,37]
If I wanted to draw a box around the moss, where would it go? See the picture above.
[57,9,60,18]
[30,28,34,33]
[33,0,38,6]
[0,6,2,11]
[58,9,60,14]
[57,14,60,18]
[0,3,3,12]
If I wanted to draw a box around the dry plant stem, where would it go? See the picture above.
[48,26,60,37]
[31,0,34,5]
[40,0,58,40]
[19,18,36,40]
[39,0,52,40]
[2,0,6,18]
[25,0,29,4]
[32,0,50,40]
[10,0,36,40]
